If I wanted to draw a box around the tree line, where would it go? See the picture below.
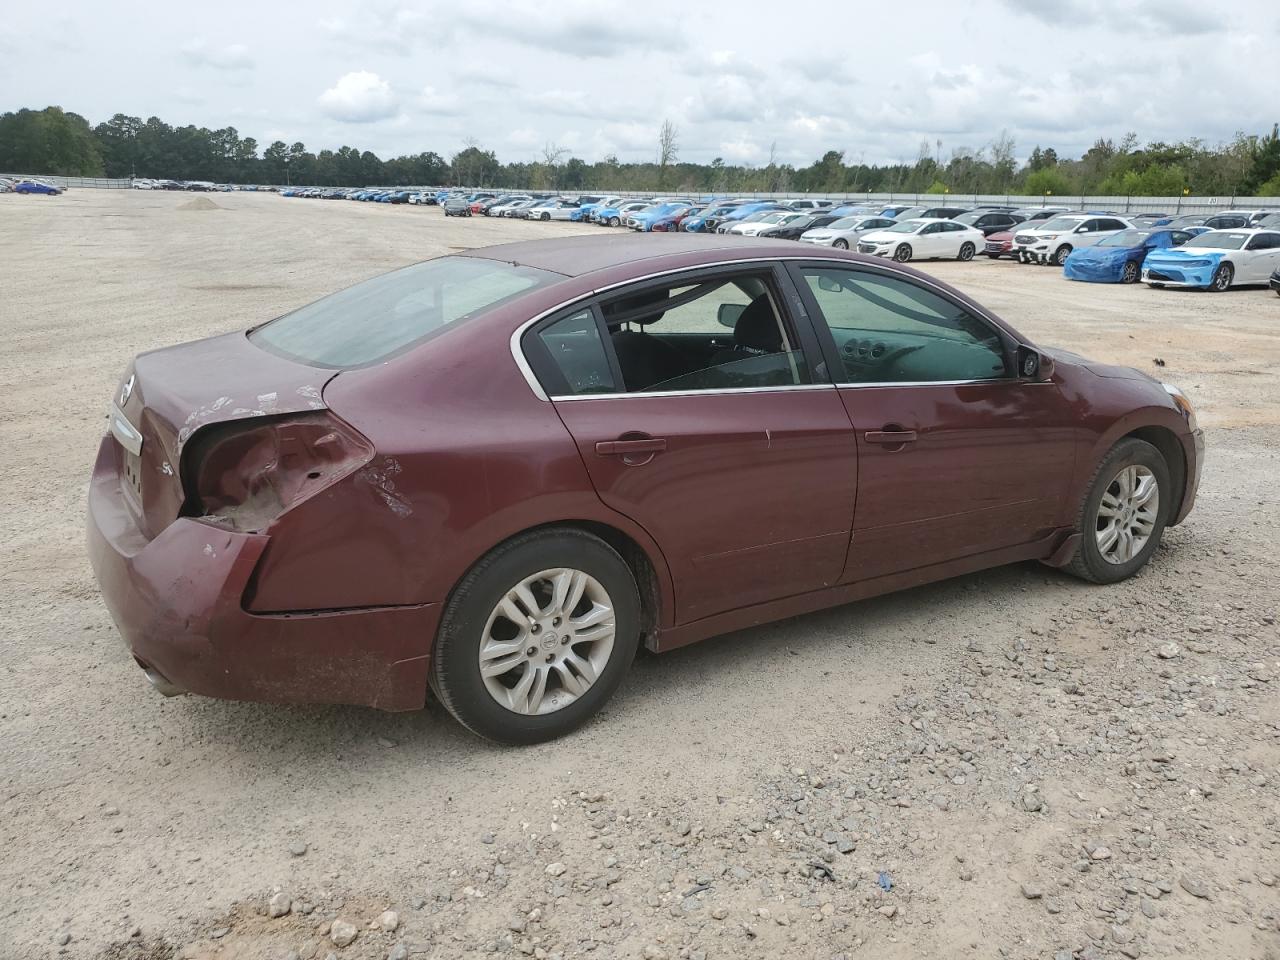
[3,105,1278,197]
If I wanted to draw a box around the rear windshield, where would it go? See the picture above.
[250,256,559,367]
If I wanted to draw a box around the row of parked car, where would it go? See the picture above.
[278,185,1280,295]
[1,176,64,195]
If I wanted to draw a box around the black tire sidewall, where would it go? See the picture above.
[1211,264,1232,291]
[432,531,641,744]
[959,242,975,261]
[894,244,911,262]
[1075,439,1171,583]
[833,238,848,249]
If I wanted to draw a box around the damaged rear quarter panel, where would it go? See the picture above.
[242,310,649,615]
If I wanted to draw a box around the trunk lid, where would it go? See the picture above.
[113,331,335,539]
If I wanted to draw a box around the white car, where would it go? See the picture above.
[1013,214,1133,265]
[798,215,898,249]
[1141,228,1280,291]
[527,199,581,221]
[487,195,532,215]
[855,218,986,262]
[131,178,157,190]
[785,198,832,211]
[728,212,809,236]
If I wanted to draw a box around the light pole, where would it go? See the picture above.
[284,157,291,187]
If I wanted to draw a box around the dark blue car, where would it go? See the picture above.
[1063,228,1196,284]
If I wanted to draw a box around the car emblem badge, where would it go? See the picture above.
[120,374,135,405]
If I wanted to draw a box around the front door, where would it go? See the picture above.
[526,268,858,623]
[789,263,1078,582]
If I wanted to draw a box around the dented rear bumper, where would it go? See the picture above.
[86,436,438,711]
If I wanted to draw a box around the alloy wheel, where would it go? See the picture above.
[1095,465,1160,565]
[1211,263,1233,291]
[478,568,616,716]
[1122,261,1139,283]
[958,242,975,261]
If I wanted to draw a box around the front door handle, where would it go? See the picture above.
[864,429,917,445]
[595,438,667,456]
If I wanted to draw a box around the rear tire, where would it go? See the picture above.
[1062,438,1171,585]
[1209,262,1233,292]
[430,528,641,745]
[958,242,975,261]
[893,243,912,263]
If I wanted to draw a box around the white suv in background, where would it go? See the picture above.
[1013,214,1133,265]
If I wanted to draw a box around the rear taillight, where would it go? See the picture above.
[181,412,374,532]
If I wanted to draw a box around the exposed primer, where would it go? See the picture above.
[257,391,279,410]
[359,456,413,518]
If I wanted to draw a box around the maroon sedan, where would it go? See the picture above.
[89,235,1204,743]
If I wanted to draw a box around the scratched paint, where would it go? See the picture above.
[358,456,413,518]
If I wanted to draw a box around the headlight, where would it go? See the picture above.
[1163,383,1198,431]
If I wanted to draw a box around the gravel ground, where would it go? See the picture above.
[1,190,1277,960]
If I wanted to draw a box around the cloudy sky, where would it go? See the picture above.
[3,0,1278,167]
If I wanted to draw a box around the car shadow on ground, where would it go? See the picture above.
[166,558,1095,764]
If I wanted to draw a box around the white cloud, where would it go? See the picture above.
[181,39,254,70]
[317,71,399,123]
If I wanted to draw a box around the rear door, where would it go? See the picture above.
[524,264,859,624]
[788,262,1077,582]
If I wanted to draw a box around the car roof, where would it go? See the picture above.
[459,233,850,278]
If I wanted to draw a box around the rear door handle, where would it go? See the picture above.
[595,438,667,456]
[864,430,917,445]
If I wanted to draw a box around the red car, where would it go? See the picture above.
[984,228,1017,259]
[88,235,1204,743]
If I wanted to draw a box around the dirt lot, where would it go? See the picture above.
[1,190,1277,960]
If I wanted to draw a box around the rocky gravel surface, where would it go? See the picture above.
[1,191,1278,959]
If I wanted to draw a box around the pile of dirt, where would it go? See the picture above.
[178,196,222,211]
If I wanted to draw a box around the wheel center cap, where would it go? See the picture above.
[541,634,559,651]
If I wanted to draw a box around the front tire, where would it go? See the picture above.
[958,242,975,261]
[1209,262,1233,292]
[1121,260,1140,284]
[608,216,620,227]
[1051,244,1072,266]
[430,528,641,744]
[832,238,849,250]
[1063,438,1170,584]
[892,243,912,263]
[541,212,551,221]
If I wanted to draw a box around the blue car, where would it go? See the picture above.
[16,180,62,195]
[629,201,694,232]
[1063,228,1196,284]
[683,204,743,232]
[712,202,785,232]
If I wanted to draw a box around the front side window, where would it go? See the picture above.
[600,274,810,393]
[798,268,1009,385]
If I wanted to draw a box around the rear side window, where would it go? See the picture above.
[536,310,616,395]
[250,256,559,368]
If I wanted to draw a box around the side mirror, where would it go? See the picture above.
[1017,345,1055,381]
[816,275,841,293]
